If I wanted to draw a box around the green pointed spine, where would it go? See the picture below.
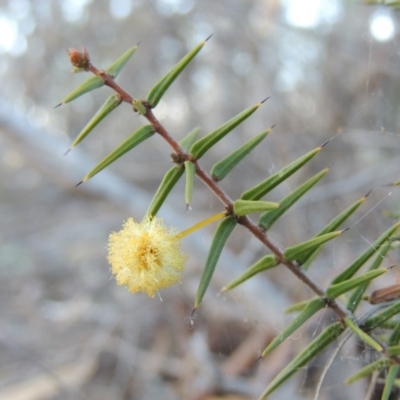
[346,241,391,312]
[259,169,328,230]
[221,254,279,291]
[345,359,391,385]
[105,45,138,77]
[331,221,400,285]
[80,125,155,183]
[190,101,264,159]
[233,199,279,216]
[194,217,237,308]
[362,300,400,331]
[60,75,104,105]
[69,94,122,151]
[147,37,210,107]
[284,231,343,262]
[301,194,368,269]
[241,146,323,201]
[211,128,271,181]
[326,269,387,300]
[259,322,345,399]
[262,297,326,356]
[145,166,184,218]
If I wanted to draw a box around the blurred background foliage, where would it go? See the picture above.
[1,0,400,399]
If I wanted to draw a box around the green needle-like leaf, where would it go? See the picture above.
[331,221,400,285]
[194,217,237,308]
[233,199,279,217]
[381,365,400,400]
[382,210,400,219]
[211,128,271,181]
[190,101,265,159]
[60,45,138,105]
[180,127,201,151]
[379,320,399,330]
[145,128,200,217]
[387,345,400,356]
[383,321,400,399]
[283,297,319,314]
[105,45,138,77]
[326,269,387,300]
[301,194,369,269]
[259,322,345,399]
[362,300,400,331]
[344,316,383,352]
[347,241,391,312]
[145,166,184,218]
[147,36,211,107]
[184,161,195,207]
[284,297,320,313]
[284,231,343,262]
[259,169,328,230]
[68,94,121,151]
[221,254,279,291]
[241,145,324,201]
[262,297,326,356]
[345,359,391,385]
[79,125,155,184]
[389,319,400,346]
[60,75,104,105]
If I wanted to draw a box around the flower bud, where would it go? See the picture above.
[67,47,90,69]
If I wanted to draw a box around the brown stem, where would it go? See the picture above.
[87,64,134,104]
[86,62,350,322]
[147,117,349,319]
[145,109,185,155]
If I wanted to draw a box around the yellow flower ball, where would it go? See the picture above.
[107,217,187,297]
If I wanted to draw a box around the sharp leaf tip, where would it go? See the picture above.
[253,355,262,364]
[365,189,373,198]
[321,139,331,148]
[261,96,271,104]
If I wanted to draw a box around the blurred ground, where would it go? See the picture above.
[1,1,400,399]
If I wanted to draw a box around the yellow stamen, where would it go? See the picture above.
[108,216,186,297]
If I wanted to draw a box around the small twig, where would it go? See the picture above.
[84,59,350,321]
[83,55,400,357]
[86,64,134,104]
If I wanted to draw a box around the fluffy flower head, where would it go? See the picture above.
[107,216,187,297]
[67,47,90,69]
